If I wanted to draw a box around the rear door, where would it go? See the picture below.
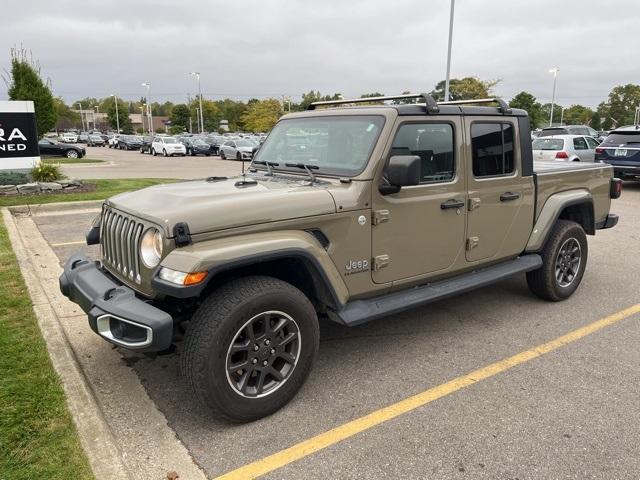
[584,136,599,161]
[572,136,590,161]
[464,118,533,263]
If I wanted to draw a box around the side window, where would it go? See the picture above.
[471,123,515,177]
[585,137,599,149]
[573,137,588,150]
[390,123,455,183]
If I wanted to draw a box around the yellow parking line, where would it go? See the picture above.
[216,303,640,480]
[50,240,86,247]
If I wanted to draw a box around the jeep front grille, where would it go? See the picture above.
[100,206,144,284]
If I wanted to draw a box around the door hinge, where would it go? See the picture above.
[372,209,390,226]
[468,197,481,211]
[466,237,480,251]
[373,254,390,270]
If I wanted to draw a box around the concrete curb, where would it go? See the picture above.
[2,207,130,480]
[3,207,208,480]
[7,199,104,216]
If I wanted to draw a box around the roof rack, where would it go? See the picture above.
[307,94,512,115]
[307,93,440,113]
[438,97,512,114]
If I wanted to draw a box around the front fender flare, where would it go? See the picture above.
[525,189,593,252]
[153,230,349,307]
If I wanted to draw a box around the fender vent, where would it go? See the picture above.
[306,229,330,249]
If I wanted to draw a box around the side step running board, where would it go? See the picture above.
[332,255,542,327]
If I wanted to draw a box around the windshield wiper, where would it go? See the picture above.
[252,160,279,176]
[285,163,319,183]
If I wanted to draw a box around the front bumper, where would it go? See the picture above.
[59,253,173,352]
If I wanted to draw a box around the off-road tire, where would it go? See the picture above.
[527,220,587,301]
[220,150,226,160]
[181,276,319,423]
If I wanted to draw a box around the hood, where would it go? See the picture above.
[107,176,337,236]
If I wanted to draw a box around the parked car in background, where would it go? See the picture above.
[38,138,86,158]
[78,132,90,143]
[151,136,187,156]
[60,132,78,143]
[118,135,143,150]
[203,135,225,155]
[140,136,152,154]
[219,139,255,160]
[88,134,105,147]
[107,134,120,148]
[539,125,599,139]
[179,137,212,156]
[595,127,640,180]
[532,135,600,162]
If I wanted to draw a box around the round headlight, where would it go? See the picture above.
[140,227,163,268]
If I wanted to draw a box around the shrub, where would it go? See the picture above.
[30,163,64,182]
[0,171,29,186]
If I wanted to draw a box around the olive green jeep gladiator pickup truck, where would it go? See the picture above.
[60,94,621,422]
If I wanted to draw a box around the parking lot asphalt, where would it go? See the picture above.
[61,145,247,179]
[33,182,640,479]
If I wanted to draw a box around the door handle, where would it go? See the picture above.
[500,192,521,202]
[440,199,465,210]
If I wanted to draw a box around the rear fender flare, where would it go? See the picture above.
[525,189,593,252]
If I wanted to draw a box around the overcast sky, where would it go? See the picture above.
[1,0,637,108]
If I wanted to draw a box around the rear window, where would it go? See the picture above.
[601,132,640,146]
[532,138,564,150]
[539,128,567,137]
[567,127,591,136]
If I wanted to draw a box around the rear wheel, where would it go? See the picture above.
[181,276,319,422]
[527,220,587,301]
[220,150,226,160]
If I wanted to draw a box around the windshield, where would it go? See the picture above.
[193,139,207,145]
[601,132,640,146]
[532,138,564,150]
[253,115,385,176]
[164,138,177,144]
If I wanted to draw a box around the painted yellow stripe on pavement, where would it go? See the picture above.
[216,303,640,480]
[50,240,86,247]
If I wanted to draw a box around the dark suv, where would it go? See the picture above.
[595,127,640,180]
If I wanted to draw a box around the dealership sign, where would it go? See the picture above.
[0,101,40,171]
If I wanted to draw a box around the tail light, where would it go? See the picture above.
[555,151,569,159]
[610,178,622,199]
[595,147,605,154]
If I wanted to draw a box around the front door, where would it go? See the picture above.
[464,119,531,263]
[371,118,466,284]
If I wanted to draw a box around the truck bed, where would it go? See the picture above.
[533,160,613,224]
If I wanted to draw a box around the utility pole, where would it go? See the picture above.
[142,82,153,135]
[110,94,120,133]
[549,68,559,126]
[444,0,455,101]
[187,93,193,133]
[76,103,85,131]
[191,72,204,133]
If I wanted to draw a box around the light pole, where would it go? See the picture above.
[94,106,99,131]
[76,103,85,131]
[444,0,455,101]
[110,94,120,133]
[140,105,146,134]
[141,82,153,135]
[549,68,559,126]
[190,72,204,133]
[560,106,565,126]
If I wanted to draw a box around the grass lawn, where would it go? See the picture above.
[0,178,176,207]
[42,158,104,165]
[0,223,94,479]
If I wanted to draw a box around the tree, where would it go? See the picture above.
[605,84,640,127]
[170,104,191,130]
[106,98,132,133]
[509,91,544,128]
[562,104,594,126]
[168,124,186,135]
[241,99,283,132]
[431,77,499,101]
[6,47,57,136]
[53,97,80,131]
[298,91,342,111]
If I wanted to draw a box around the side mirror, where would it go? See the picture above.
[379,155,421,195]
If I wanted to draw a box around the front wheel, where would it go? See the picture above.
[220,150,226,160]
[527,220,587,301]
[151,148,157,156]
[181,276,319,422]
[163,149,168,157]
[65,149,79,158]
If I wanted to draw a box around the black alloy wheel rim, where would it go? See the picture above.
[555,237,581,287]
[225,311,301,398]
